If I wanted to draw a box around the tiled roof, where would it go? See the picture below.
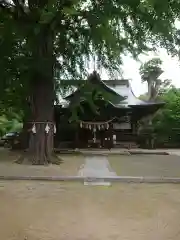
[61,77,164,108]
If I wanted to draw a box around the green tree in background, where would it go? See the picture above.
[152,88,180,146]
[0,116,23,137]
[139,84,180,148]
[138,58,174,148]
[139,78,173,101]
[139,58,164,100]
[1,0,180,164]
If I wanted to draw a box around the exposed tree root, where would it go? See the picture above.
[50,152,63,165]
[15,150,63,165]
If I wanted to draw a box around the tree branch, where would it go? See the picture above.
[0,0,14,9]
[12,0,30,15]
[0,0,16,16]
[0,0,30,24]
[12,0,24,10]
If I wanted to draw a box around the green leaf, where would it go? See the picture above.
[39,11,55,24]
[62,7,79,15]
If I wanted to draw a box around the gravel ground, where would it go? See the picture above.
[1,149,180,179]
[109,154,180,177]
[1,181,180,240]
[0,149,84,177]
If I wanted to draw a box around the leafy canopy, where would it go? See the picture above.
[0,0,180,117]
[152,87,180,136]
[0,0,179,79]
[140,58,163,83]
[139,57,166,100]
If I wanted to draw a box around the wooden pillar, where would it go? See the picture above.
[109,123,113,148]
[100,130,103,148]
[132,121,137,134]
[75,125,79,148]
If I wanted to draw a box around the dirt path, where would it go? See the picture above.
[1,181,180,240]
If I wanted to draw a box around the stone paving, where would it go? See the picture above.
[78,155,117,185]
[80,148,180,156]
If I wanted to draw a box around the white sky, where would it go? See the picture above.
[95,49,180,97]
[123,50,180,96]
[96,21,180,97]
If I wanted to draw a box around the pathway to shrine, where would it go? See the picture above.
[78,155,117,185]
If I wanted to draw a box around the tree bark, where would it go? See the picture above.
[27,30,56,165]
[148,80,153,101]
[28,73,55,165]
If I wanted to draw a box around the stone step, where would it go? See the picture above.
[115,142,138,149]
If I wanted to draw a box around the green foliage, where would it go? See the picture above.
[0,115,22,136]
[67,71,124,122]
[0,0,179,80]
[157,79,173,96]
[140,58,163,83]
[153,88,180,132]
[139,93,149,101]
[0,0,180,126]
[138,82,180,147]
[139,58,167,100]
[149,87,180,146]
[139,78,173,101]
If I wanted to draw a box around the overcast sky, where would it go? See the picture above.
[123,50,180,96]
[87,22,180,97]
[90,49,180,97]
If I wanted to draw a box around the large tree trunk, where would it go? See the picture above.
[18,100,32,151]
[29,77,54,164]
[17,74,58,165]
[24,30,57,165]
[148,80,153,101]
